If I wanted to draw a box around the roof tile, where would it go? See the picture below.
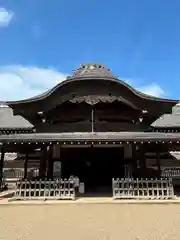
[0,106,33,129]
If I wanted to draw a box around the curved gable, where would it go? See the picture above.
[5,63,178,116]
[6,75,178,104]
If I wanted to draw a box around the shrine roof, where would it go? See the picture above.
[5,63,178,105]
[0,152,17,161]
[169,151,180,161]
[0,105,34,130]
[151,102,180,128]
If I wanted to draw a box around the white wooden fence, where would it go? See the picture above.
[10,178,75,201]
[112,178,175,200]
[161,168,180,177]
[3,168,39,180]
[0,178,7,190]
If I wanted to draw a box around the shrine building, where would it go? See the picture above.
[0,63,180,198]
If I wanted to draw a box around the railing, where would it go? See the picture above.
[112,178,174,200]
[3,168,39,180]
[161,168,180,177]
[10,178,75,201]
[0,178,7,191]
[3,168,24,179]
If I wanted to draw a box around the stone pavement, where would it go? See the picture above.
[1,203,180,240]
[0,196,180,205]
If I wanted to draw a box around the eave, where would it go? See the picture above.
[0,132,180,143]
[5,76,179,105]
[0,128,34,135]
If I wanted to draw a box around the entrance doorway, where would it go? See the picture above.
[61,146,125,194]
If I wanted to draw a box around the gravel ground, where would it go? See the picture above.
[0,204,180,240]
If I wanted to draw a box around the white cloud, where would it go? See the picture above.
[0,65,165,101]
[120,77,165,98]
[0,7,14,27]
[138,83,165,98]
[0,65,68,101]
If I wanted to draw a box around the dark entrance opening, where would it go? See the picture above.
[61,146,125,195]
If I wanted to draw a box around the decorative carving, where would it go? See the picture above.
[70,96,100,105]
[69,95,137,109]
[71,63,113,78]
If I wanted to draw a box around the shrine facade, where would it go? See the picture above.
[0,63,180,196]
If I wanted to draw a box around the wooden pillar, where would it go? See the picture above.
[0,145,5,189]
[52,144,61,178]
[132,144,137,175]
[47,145,53,178]
[24,153,28,179]
[139,145,147,175]
[91,106,94,133]
[39,145,48,178]
[156,146,161,175]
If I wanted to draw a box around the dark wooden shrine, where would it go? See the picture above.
[0,63,180,193]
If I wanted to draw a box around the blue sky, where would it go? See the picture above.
[0,0,180,100]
